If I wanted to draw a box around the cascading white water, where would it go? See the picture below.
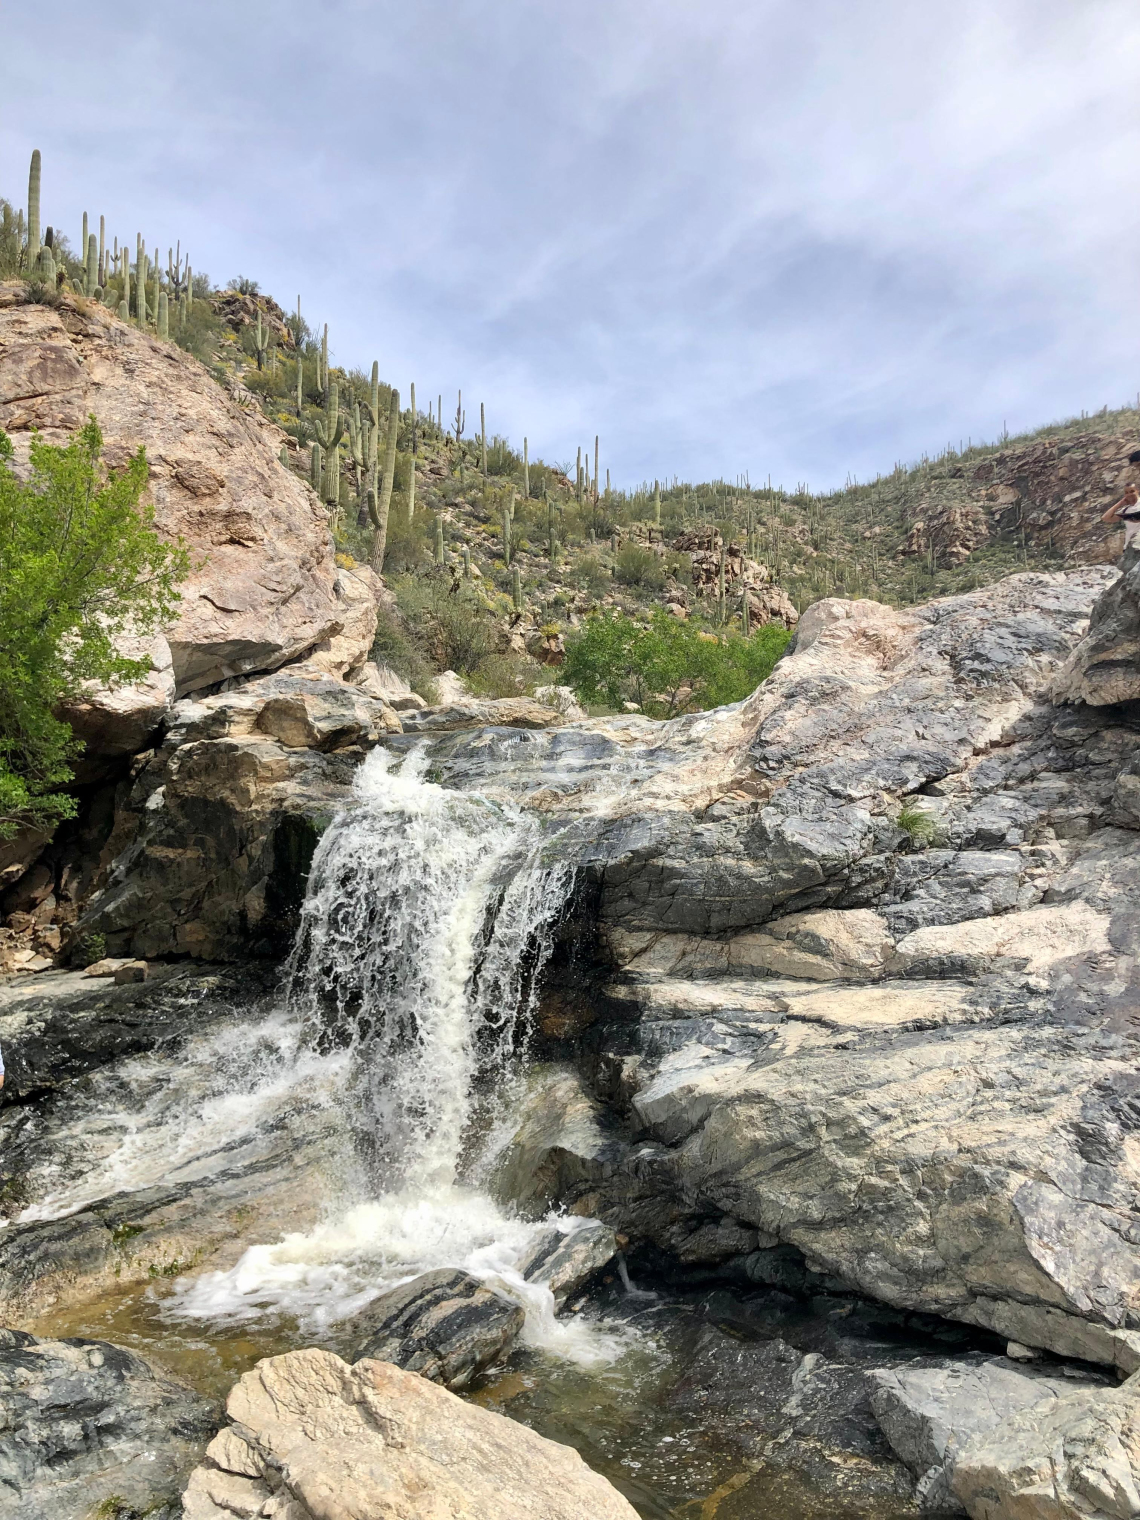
[167,744,630,1364]
[287,744,573,1189]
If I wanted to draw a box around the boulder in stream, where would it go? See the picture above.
[347,1267,524,1389]
[182,1347,639,1519]
[0,1328,219,1520]
[950,1368,1140,1520]
[517,1219,618,1308]
[868,1355,1108,1512]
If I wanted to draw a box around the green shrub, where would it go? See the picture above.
[0,420,188,841]
[369,602,438,703]
[393,577,498,676]
[896,801,942,849]
[563,610,789,718]
[466,652,541,699]
[614,543,665,590]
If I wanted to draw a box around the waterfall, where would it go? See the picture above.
[287,744,573,1189]
[167,743,627,1366]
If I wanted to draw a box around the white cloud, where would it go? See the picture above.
[2,0,1137,488]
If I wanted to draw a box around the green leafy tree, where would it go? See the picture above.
[0,419,189,839]
[563,609,789,718]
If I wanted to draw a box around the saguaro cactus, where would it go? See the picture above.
[407,451,416,527]
[654,479,661,526]
[34,246,56,285]
[502,490,514,567]
[370,387,400,573]
[254,309,270,370]
[26,150,41,267]
[511,565,522,613]
[136,237,147,328]
[310,443,323,492]
[462,544,471,578]
[295,356,304,412]
[157,291,169,339]
[85,233,98,296]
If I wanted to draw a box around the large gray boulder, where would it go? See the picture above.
[347,1268,523,1389]
[868,1356,1107,1512]
[517,1219,618,1308]
[0,1328,219,1520]
[951,1369,1140,1520]
[1053,543,1140,706]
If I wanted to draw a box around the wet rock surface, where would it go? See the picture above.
[518,1219,619,1307]
[347,1268,524,1389]
[0,1328,219,1520]
[182,1348,639,1519]
[0,962,276,1101]
[664,1323,916,1514]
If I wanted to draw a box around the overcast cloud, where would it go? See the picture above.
[3,0,1137,489]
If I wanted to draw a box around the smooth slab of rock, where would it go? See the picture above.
[729,908,896,981]
[868,1356,1103,1512]
[182,1347,639,1519]
[400,697,569,732]
[0,1328,219,1520]
[517,1220,618,1307]
[347,1267,523,1389]
[952,1370,1140,1520]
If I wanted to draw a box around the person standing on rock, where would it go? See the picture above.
[1102,482,1140,551]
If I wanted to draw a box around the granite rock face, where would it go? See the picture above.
[868,1356,1107,1512]
[489,570,1140,1375]
[0,291,375,700]
[951,1369,1140,1520]
[70,668,401,960]
[347,1268,524,1389]
[1054,543,1140,707]
[181,1348,639,1520]
[0,1328,219,1520]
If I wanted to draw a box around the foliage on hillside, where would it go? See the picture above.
[0,422,188,838]
[3,147,1136,720]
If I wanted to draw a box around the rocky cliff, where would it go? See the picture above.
[487,562,1140,1377]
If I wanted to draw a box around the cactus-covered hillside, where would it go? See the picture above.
[2,146,1135,710]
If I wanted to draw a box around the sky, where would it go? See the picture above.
[2,0,1137,492]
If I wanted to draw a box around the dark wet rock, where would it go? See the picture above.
[1054,543,1139,706]
[517,1220,618,1308]
[0,963,278,1103]
[664,1324,916,1513]
[347,1268,524,1389]
[0,1330,219,1520]
[868,1355,1107,1512]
